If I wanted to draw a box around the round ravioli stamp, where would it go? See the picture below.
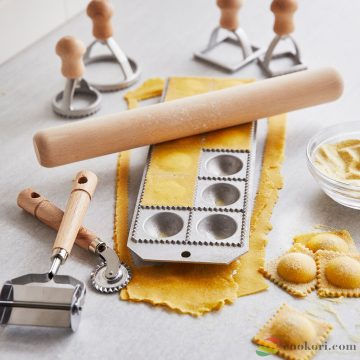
[316,250,360,297]
[259,244,317,297]
[253,303,333,360]
[293,230,357,254]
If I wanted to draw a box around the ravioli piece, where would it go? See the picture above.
[293,230,357,254]
[316,250,360,297]
[253,303,333,360]
[259,244,316,297]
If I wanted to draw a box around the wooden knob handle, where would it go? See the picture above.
[17,188,99,251]
[33,68,343,168]
[217,0,243,31]
[55,36,85,79]
[53,170,98,255]
[271,0,298,36]
[87,0,114,41]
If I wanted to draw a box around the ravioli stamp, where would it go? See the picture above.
[316,250,360,297]
[259,244,316,297]
[253,303,333,360]
[293,230,357,254]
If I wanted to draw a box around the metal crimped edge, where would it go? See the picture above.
[90,262,132,294]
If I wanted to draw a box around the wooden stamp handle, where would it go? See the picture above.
[53,170,98,254]
[217,0,243,31]
[56,36,85,79]
[271,0,298,36]
[87,0,114,41]
[17,188,99,251]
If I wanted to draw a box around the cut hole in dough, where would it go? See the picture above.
[316,250,360,297]
[253,303,333,360]
[259,244,316,297]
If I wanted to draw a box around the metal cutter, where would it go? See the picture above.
[259,0,306,77]
[84,0,140,92]
[52,36,101,118]
[194,0,264,72]
[17,188,131,294]
[0,170,97,330]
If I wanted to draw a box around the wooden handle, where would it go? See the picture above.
[34,67,343,168]
[53,170,98,254]
[87,0,114,41]
[271,0,298,36]
[217,0,242,31]
[17,188,99,251]
[56,36,85,79]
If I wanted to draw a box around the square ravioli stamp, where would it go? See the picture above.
[316,250,360,297]
[252,303,333,360]
[259,244,317,297]
[293,229,358,254]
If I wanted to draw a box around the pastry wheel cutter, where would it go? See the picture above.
[0,170,97,330]
[194,0,264,72]
[16,188,131,294]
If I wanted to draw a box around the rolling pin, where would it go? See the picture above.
[34,67,343,167]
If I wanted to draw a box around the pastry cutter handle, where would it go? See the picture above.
[217,0,242,31]
[17,188,100,252]
[52,170,97,261]
[271,0,298,36]
[87,0,114,41]
[56,36,85,80]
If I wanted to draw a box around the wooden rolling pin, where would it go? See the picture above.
[34,67,343,167]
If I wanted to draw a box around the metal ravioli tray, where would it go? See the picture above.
[127,82,257,264]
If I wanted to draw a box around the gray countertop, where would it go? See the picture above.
[1,0,360,359]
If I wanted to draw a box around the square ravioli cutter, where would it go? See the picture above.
[17,189,132,294]
[194,0,264,73]
[127,79,257,264]
[259,0,306,77]
[0,170,97,330]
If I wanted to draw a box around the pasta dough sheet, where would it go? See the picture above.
[114,77,287,316]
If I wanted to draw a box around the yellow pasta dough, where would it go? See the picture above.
[293,230,357,254]
[115,77,287,316]
[253,304,333,360]
[260,244,316,297]
[316,250,360,297]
